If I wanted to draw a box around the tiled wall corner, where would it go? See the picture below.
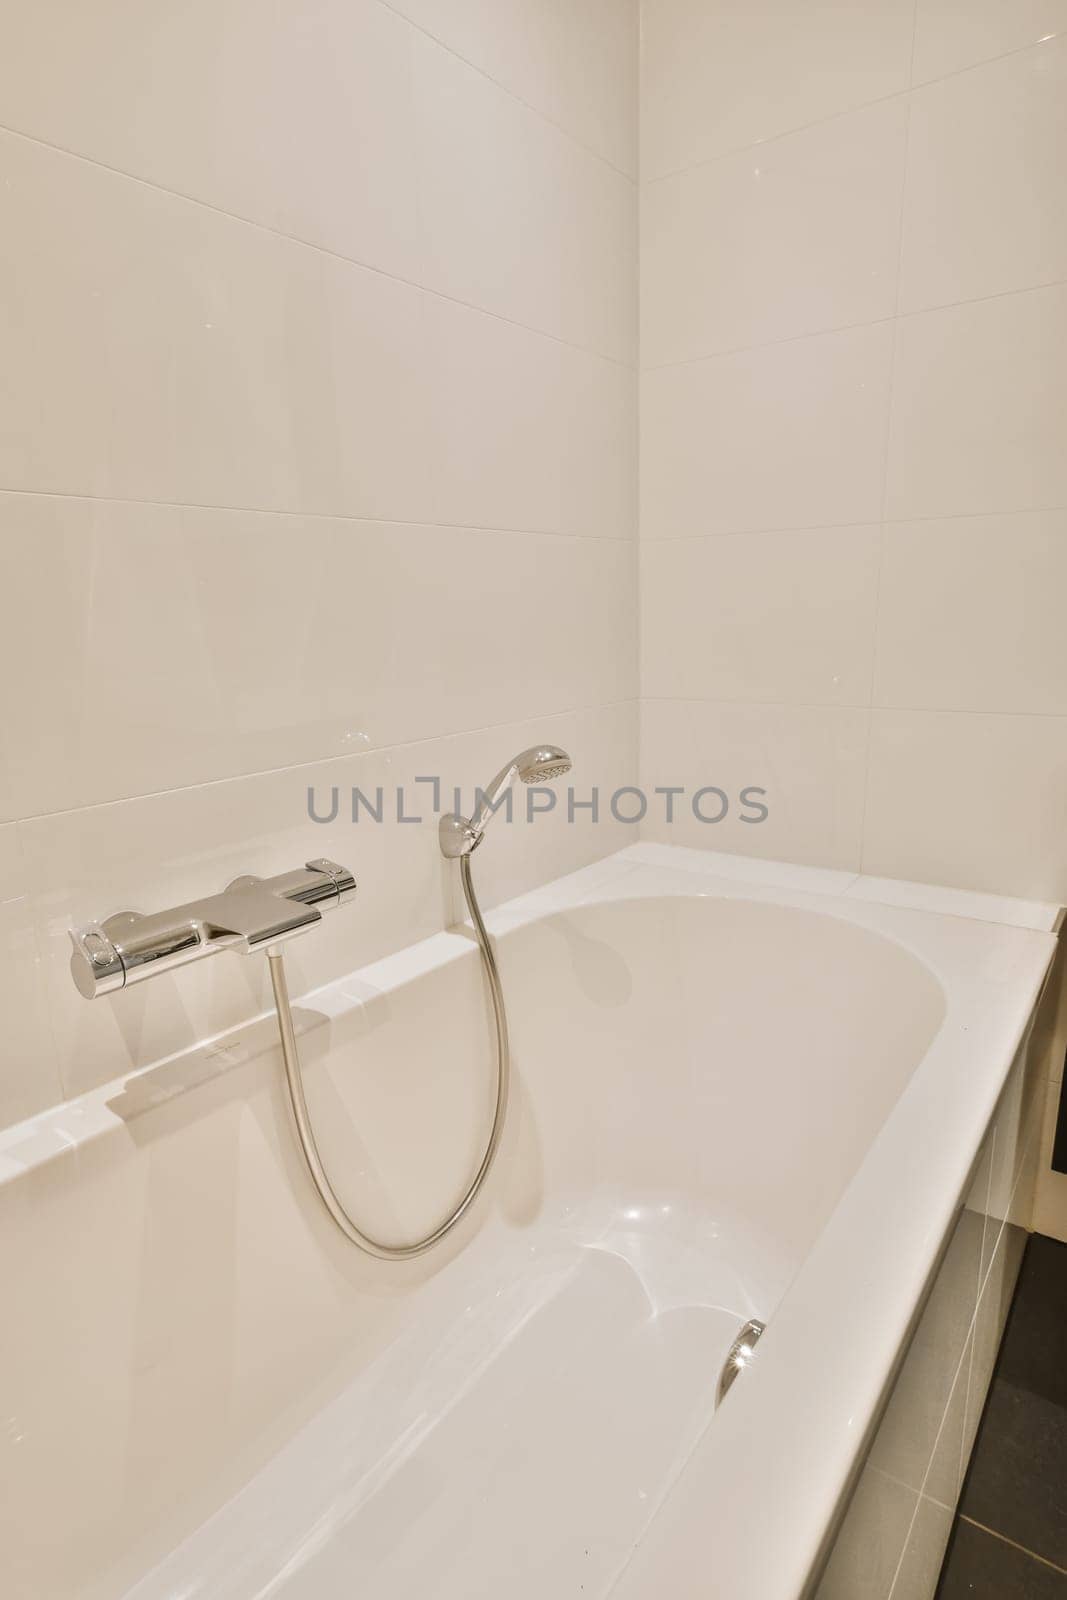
[638,0,1067,903]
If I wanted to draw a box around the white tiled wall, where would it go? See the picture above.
[0,1,639,1132]
[639,0,1067,895]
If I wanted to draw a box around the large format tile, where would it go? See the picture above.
[17,700,637,1109]
[640,699,869,869]
[913,0,1067,84]
[870,1200,984,1500]
[641,527,879,706]
[0,0,422,281]
[874,512,1067,716]
[0,496,636,818]
[640,0,914,179]
[900,38,1067,313]
[815,1463,918,1600]
[642,99,906,365]
[383,0,639,174]
[863,710,1067,900]
[893,1494,955,1599]
[422,295,636,538]
[936,1518,1067,1598]
[0,127,431,518]
[641,323,893,538]
[887,285,1067,523]
[0,127,633,536]
[412,33,636,363]
[0,826,63,1129]
[961,1236,1067,1571]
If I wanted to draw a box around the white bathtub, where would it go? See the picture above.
[0,843,1060,1600]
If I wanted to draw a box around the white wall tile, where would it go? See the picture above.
[641,323,894,538]
[0,128,433,519]
[886,285,1067,522]
[900,38,1067,312]
[642,99,907,366]
[863,710,1067,898]
[0,4,638,1135]
[0,0,423,282]
[0,826,63,1128]
[912,0,1067,84]
[640,699,870,869]
[875,511,1067,716]
[0,494,637,819]
[412,33,636,363]
[0,127,636,538]
[422,295,637,538]
[642,527,879,706]
[383,0,639,174]
[640,0,914,180]
[20,700,637,1106]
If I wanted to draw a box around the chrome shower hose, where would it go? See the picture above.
[268,854,509,1259]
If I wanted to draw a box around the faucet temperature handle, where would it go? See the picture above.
[69,925,127,999]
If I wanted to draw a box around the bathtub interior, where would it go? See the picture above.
[2,884,953,1600]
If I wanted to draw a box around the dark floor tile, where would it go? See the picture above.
[961,1375,1067,1569]
[936,1519,1067,1599]
[998,1236,1067,1407]
[959,1235,1067,1570]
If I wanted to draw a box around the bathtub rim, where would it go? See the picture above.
[2,843,1057,1195]
[0,843,1060,1600]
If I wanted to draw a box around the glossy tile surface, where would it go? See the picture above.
[0,0,638,1134]
[913,0,1067,84]
[901,37,1067,312]
[642,98,907,365]
[412,32,636,362]
[642,527,879,706]
[383,0,639,173]
[960,1236,1067,1571]
[886,285,1067,522]
[874,512,1067,716]
[640,0,1067,898]
[641,322,894,539]
[0,497,636,818]
[863,711,1067,900]
[640,0,914,178]
[640,700,870,869]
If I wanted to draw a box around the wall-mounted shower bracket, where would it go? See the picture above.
[69,859,356,999]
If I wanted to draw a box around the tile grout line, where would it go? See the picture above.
[373,0,637,183]
[5,697,640,829]
[0,120,634,374]
[5,489,1063,541]
[643,26,1067,187]
[643,504,1067,539]
[958,1515,1067,1576]
[641,276,1067,376]
[0,486,636,544]
[641,696,1067,723]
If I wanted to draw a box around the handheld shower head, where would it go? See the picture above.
[439,744,573,858]
[514,745,573,785]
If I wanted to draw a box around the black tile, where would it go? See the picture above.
[998,1236,1067,1407]
[959,1236,1067,1570]
[936,1519,1067,1599]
